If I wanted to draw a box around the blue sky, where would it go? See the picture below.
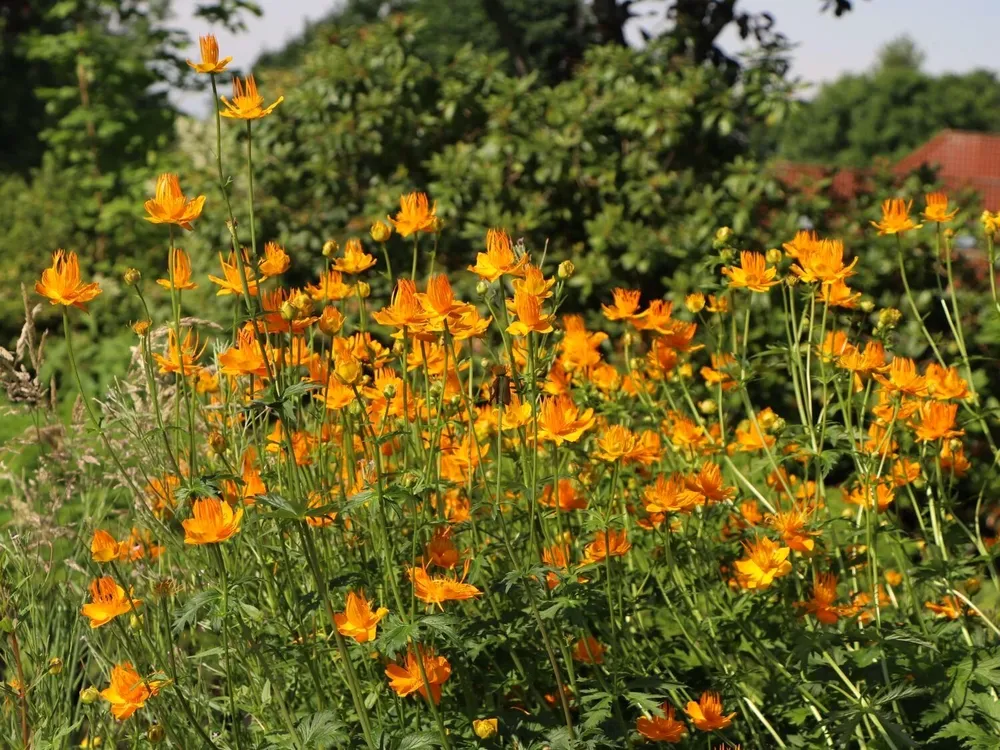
[172,0,1000,111]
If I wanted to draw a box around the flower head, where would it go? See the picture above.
[536,395,596,445]
[469,228,528,282]
[721,251,779,292]
[186,34,231,74]
[685,691,736,732]
[334,238,377,275]
[157,247,197,291]
[334,591,389,643]
[144,173,206,231]
[388,192,437,237]
[91,530,123,563]
[602,288,646,323]
[583,528,631,565]
[81,577,141,629]
[209,251,259,296]
[220,75,283,120]
[385,646,451,704]
[572,636,604,664]
[182,498,243,545]
[872,198,922,235]
[409,563,481,609]
[507,290,554,336]
[734,536,792,590]
[923,192,958,223]
[36,250,102,310]
[799,572,841,625]
[259,242,290,277]
[637,704,687,743]
[101,662,165,721]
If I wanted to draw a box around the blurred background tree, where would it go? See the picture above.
[778,36,1000,166]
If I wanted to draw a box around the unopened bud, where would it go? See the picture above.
[129,614,142,630]
[719,248,735,263]
[429,216,444,233]
[948,438,963,453]
[123,268,142,286]
[860,299,875,313]
[382,384,397,400]
[758,410,777,429]
[279,300,297,321]
[48,657,63,675]
[877,307,902,331]
[473,718,498,740]
[966,577,982,595]
[357,281,371,299]
[132,320,151,337]
[557,260,575,279]
[765,248,782,265]
[147,725,165,744]
[476,281,489,296]
[770,417,786,433]
[685,293,706,314]
[912,476,926,491]
[322,240,339,258]
[623,332,634,348]
[370,220,392,243]
[698,399,717,415]
[208,431,226,455]
[319,306,344,335]
[80,686,100,704]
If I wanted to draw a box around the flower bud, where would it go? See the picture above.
[475,281,489,296]
[685,293,706,314]
[429,216,444,233]
[698,399,717,415]
[370,220,392,243]
[912,476,926,491]
[966,577,982,595]
[714,226,733,245]
[557,260,575,279]
[148,725,166,744]
[48,657,63,675]
[473,718,498,740]
[948,438,963,453]
[678,363,693,379]
[279,300,297,322]
[770,417,786,433]
[382,383,397,400]
[80,686,100,704]
[859,299,875,313]
[322,240,339,258]
[765,248,782,265]
[623,332,634,348]
[123,268,142,286]
[208,431,226,455]
[877,307,902,331]
[132,320,151,337]
[129,614,143,630]
[357,281,371,299]
[319,306,345,335]
[719,248,734,263]
[758,410,777,429]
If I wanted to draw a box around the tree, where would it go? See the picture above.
[779,37,1000,166]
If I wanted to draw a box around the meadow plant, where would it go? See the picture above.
[5,36,1000,750]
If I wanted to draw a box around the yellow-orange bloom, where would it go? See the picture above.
[425,527,461,569]
[334,238,377,275]
[91,530,123,563]
[790,238,858,285]
[685,691,736,732]
[922,192,958,223]
[912,401,963,443]
[871,198,922,235]
[209,251,259,297]
[507,290,554,336]
[259,241,290,277]
[372,279,429,332]
[583,528,631,564]
[601,288,646,322]
[925,596,966,620]
[157,247,197,291]
[389,192,437,237]
[469,228,528,282]
[186,34,231,74]
[409,563,482,609]
[536,395,596,445]
[334,591,389,643]
[220,75,283,120]
[595,425,640,463]
[572,636,604,664]
[734,536,792,590]
[219,325,269,378]
[152,328,206,377]
[798,572,840,625]
[101,662,165,721]
[637,704,687,744]
[644,474,701,515]
[144,173,206,231]
[721,251,779,292]
[35,250,102,310]
[767,506,817,554]
[472,718,499,739]
[385,646,451,704]
[81,577,141,629]
[182,498,243,545]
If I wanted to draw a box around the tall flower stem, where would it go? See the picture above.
[211,545,244,750]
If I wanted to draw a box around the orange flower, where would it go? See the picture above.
[334,591,389,643]
[421,274,473,327]
[385,646,451,703]
[721,251,779,292]
[472,718,499,739]
[91,530,123,563]
[209,251,259,297]
[733,536,792,590]
[469,228,528,282]
[186,34,231,74]
[425,527,461,569]
[767,506,817,554]
[601,288,646,323]
[35,250,102,310]
[790,238,858,285]
[572,636,604,664]
[512,264,555,299]
[912,401,963,443]
[334,238,377,275]
[925,596,966,620]
[782,229,819,260]
[583,528,631,564]
[220,74,283,120]
[687,462,735,504]
[306,269,354,302]
[637,704,687,744]
[152,329,205,377]
[389,192,437,237]
[922,192,958,223]
[182,498,243,545]
[700,353,737,391]
[873,357,927,397]
[101,662,165,720]
[685,691,736,732]
[924,363,970,401]
[259,241,290,277]
[536,395,596,445]
[81,577,141,629]
[372,279,429,332]
[157,247,197,291]
[798,573,840,625]
[595,425,640,463]
[643,474,700,515]
[540,479,587,512]
[871,198,922,235]
[507,290,553,336]
[819,279,861,308]
[409,563,482,609]
[144,173,206,231]
[846,481,895,512]
[219,325,269,378]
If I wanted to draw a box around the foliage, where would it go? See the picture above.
[779,37,1000,166]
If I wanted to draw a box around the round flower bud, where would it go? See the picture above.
[279,300,297,322]
[430,216,444,233]
[877,307,902,331]
[382,383,397,400]
[948,438,963,453]
[623,332,634,347]
[123,268,142,286]
[357,281,371,299]
[473,718,498,740]
[758,410,777,429]
[475,281,489,296]
[80,686,100,704]
[48,657,63,675]
[370,220,392,243]
[685,293,706,314]
[859,299,875,313]
[719,248,734,263]
[208,431,226,455]
[765,248,782,265]
[322,240,339,258]
[147,725,166,744]
[129,614,143,630]
[966,577,982,595]
[769,417,786,433]
[715,226,733,243]
[557,260,575,279]
[319,306,345,335]
[131,320,151,337]
[698,399,717,415]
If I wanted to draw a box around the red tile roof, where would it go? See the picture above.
[776,130,1000,211]
[893,130,1000,211]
